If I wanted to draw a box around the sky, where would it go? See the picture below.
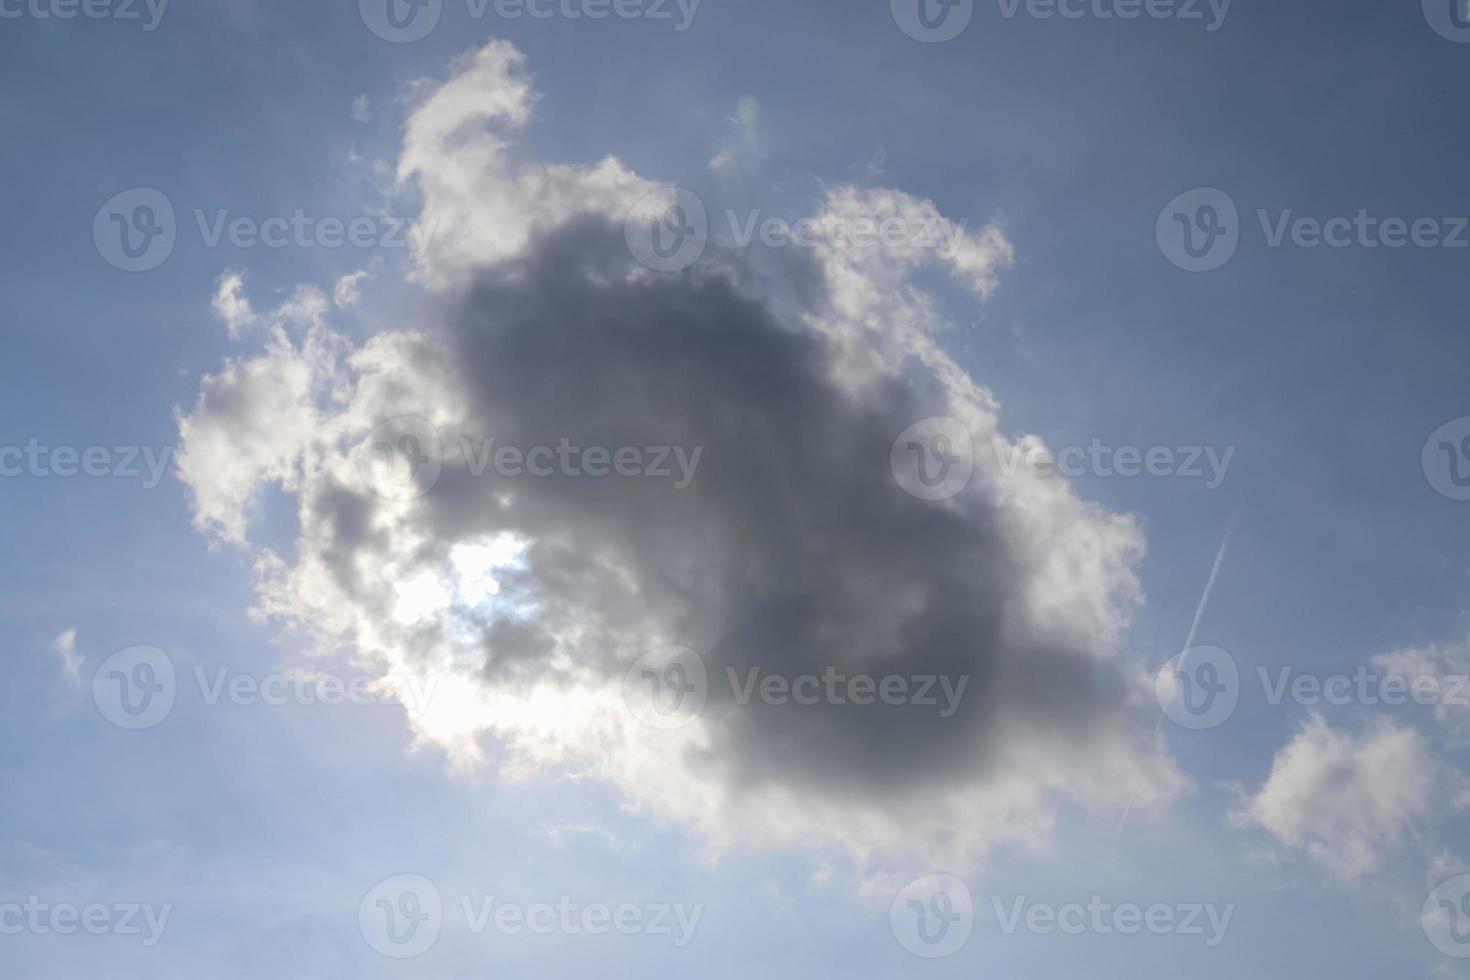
[4,0,1470,976]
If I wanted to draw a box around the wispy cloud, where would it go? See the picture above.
[51,628,82,685]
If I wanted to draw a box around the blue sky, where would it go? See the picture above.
[4,0,1470,976]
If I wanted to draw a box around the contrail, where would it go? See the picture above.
[1176,512,1238,674]
[1110,511,1238,864]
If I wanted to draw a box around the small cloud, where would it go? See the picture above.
[334,270,372,309]
[539,821,631,854]
[52,629,82,684]
[1373,634,1470,743]
[350,94,372,124]
[1232,713,1438,881]
[212,270,257,338]
[855,145,887,182]
[709,96,761,175]
[761,880,796,910]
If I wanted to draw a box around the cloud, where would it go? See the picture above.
[540,821,631,854]
[1373,635,1470,741]
[855,145,887,182]
[1233,713,1437,881]
[350,94,371,124]
[396,40,655,290]
[709,96,760,175]
[211,271,255,339]
[51,628,81,684]
[333,270,371,309]
[176,289,344,545]
[175,40,1179,876]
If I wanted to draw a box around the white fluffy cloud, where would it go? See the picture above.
[1374,635,1470,741]
[1234,713,1437,881]
[175,40,1179,877]
[397,40,655,290]
[176,284,343,545]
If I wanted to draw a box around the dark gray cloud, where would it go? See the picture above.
[176,41,1178,873]
[390,216,1155,804]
